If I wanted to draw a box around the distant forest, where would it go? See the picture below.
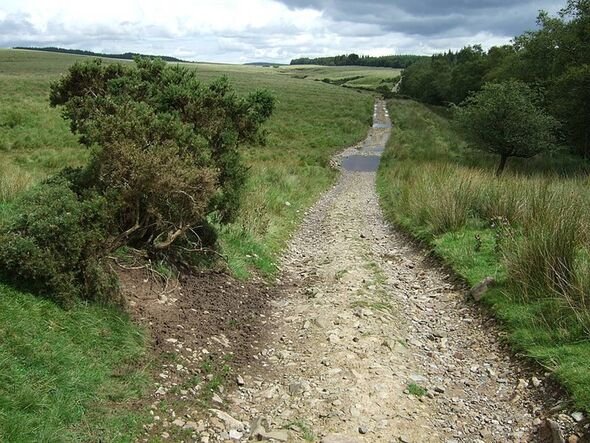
[13,47,190,63]
[399,0,590,158]
[290,54,426,68]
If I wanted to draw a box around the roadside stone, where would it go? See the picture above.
[409,374,427,384]
[172,418,185,427]
[571,412,584,422]
[468,277,495,301]
[236,375,245,386]
[228,429,243,440]
[209,409,245,432]
[288,382,305,395]
[358,425,368,434]
[264,430,290,442]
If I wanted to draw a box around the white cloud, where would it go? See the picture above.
[0,0,565,63]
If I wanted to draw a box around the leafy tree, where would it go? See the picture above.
[450,46,486,103]
[455,81,559,176]
[550,65,590,157]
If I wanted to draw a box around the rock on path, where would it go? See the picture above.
[207,101,566,442]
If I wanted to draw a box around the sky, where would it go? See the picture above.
[0,0,564,63]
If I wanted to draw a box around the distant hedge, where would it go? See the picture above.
[290,54,426,69]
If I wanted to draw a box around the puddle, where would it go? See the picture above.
[372,123,391,129]
[341,155,381,172]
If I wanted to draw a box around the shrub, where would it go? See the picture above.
[0,178,118,305]
[50,57,274,250]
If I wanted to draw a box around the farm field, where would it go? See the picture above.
[0,48,377,441]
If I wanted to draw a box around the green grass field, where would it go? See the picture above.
[0,48,377,440]
[276,64,401,91]
[377,98,590,412]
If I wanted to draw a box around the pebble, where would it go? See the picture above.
[571,412,584,423]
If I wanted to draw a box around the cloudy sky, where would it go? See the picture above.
[0,0,564,63]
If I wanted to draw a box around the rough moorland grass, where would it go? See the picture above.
[0,49,375,439]
[377,98,590,412]
[0,284,148,442]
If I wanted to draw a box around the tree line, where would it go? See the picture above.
[290,54,426,69]
[399,0,590,159]
[14,46,190,63]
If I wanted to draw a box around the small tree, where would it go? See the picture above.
[455,80,559,176]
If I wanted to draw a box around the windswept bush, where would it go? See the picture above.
[50,58,275,248]
[0,57,274,304]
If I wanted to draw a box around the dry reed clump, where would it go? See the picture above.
[0,164,33,203]
[384,159,590,331]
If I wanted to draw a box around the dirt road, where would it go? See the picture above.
[195,100,565,443]
[138,100,577,443]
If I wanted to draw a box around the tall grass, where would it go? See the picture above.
[0,164,34,203]
[378,98,590,410]
[382,159,590,316]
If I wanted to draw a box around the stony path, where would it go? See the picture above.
[197,101,568,443]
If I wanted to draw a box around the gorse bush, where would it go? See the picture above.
[0,57,274,304]
[50,57,275,247]
[0,178,117,305]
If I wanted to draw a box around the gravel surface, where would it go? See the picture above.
[134,101,586,443]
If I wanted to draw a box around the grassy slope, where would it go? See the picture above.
[0,49,375,439]
[0,284,148,442]
[377,99,590,412]
[276,65,401,91]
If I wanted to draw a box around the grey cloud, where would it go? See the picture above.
[278,0,562,37]
[0,13,37,38]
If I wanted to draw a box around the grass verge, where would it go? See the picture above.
[377,98,590,412]
[0,284,149,442]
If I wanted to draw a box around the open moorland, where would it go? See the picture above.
[1,3,590,438]
[0,49,394,441]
